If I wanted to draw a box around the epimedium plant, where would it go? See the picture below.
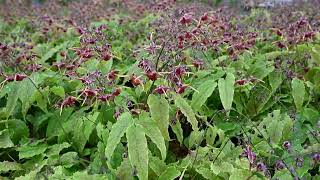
[0,0,320,179]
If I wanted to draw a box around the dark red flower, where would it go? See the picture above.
[176,85,188,94]
[83,89,98,97]
[98,94,114,102]
[107,70,117,80]
[200,13,209,21]
[236,79,247,85]
[14,74,27,81]
[102,52,112,61]
[146,71,157,81]
[62,96,77,107]
[112,88,122,96]
[131,76,142,86]
[179,14,192,25]
[192,59,204,68]
[154,86,170,94]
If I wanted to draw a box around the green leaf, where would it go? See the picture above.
[310,44,320,65]
[15,170,38,180]
[40,42,69,63]
[126,124,148,180]
[17,79,38,117]
[191,80,217,111]
[158,166,180,180]
[147,94,170,140]
[49,166,67,180]
[0,130,14,148]
[96,122,109,143]
[105,112,134,161]
[46,108,73,138]
[246,83,272,117]
[46,142,71,157]
[260,110,290,146]
[71,171,110,180]
[196,166,216,179]
[149,154,167,176]
[268,70,283,92]
[17,143,48,159]
[0,161,22,173]
[206,125,218,146]
[50,86,65,98]
[170,120,183,145]
[72,113,99,153]
[116,158,134,180]
[229,169,252,180]
[292,78,305,112]
[187,130,204,148]
[218,73,235,115]
[97,60,113,74]
[60,152,79,168]
[137,113,166,160]
[175,95,198,131]
[0,119,29,144]
[5,82,19,117]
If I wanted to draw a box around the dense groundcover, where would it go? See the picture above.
[0,0,320,179]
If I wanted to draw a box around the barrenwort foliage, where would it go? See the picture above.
[0,0,319,179]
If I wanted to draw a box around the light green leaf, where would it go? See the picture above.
[17,79,37,117]
[246,83,273,117]
[137,113,166,160]
[72,113,99,153]
[96,122,109,143]
[191,80,217,111]
[60,152,79,168]
[175,95,198,131]
[105,112,133,161]
[261,110,287,146]
[292,78,305,112]
[5,82,19,117]
[147,94,170,140]
[310,44,320,65]
[218,73,235,115]
[159,166,180,180]
[50,86,65,98]
[116,158,134,180]
[268,70,283,92]
[97,60,113,74]
[41,42,69,63]
[0,119,29,144]
[196,166,216,179]
[15,170,38,180]
[0,130,14,148]
[229,169,253,180]
[206,125,218,146]
[46,142,71,157]
[126,124,148,180]
[71,171,109,180]
[149,154,167,176]
[187,130,204,148]
[17,143,48,159]
[0,161,22,173]
[170,120,183,145]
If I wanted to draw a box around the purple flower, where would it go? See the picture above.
[275,160,285,170]
[282,141,291,151]
[241,145,256,168]
[295,157,304,168]
[256,162,267,172]
[312,153,320,163]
